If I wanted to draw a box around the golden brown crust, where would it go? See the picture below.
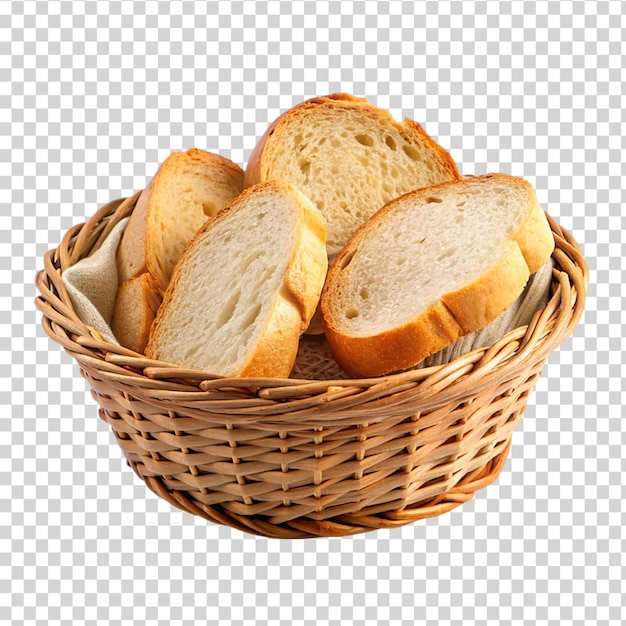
[111,272,163,354]
[441,240,530,332]
[281,184,329,326]
[238,289,303,378]
[323,299,464,378]
[510,196,555,273]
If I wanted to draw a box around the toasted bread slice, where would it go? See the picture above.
[245,93,460,257]
[145,181,328,378]
[321,174,555,377]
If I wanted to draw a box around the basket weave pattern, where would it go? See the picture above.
[35,193,588,539]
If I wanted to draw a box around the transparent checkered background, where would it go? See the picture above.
[3,0,624,624]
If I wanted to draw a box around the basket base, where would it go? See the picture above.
[129,440,511,539]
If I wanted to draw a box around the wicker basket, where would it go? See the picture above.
[35,192,588,539]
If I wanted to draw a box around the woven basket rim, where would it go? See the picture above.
[35,190,588,420]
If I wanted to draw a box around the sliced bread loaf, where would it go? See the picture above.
[320,173,555,377]
[117,148,244,290]
[145,181,328,378]
[244,93,461,257]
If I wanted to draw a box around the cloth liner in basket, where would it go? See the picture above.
[35,192,588,539]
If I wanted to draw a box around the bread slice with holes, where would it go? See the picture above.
[145,180,328,378]
[117,148,245,290]
[244,93,461,258]
[320,173,555,377]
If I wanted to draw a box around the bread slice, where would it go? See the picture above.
[117,148,244,290]
[245,93,460,257]
[145,181,328,378]
[113,149,243,354]
[111,273,162,354]
[320,174,555,377]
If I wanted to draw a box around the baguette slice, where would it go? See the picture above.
[321,174,555,377]
[145,181,328,378]
[245,93,460,257]
[117,148,244,290]
[111,273,163,354]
